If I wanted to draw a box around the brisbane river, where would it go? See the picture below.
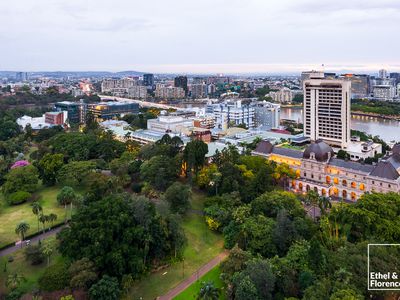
[280,107,400,143]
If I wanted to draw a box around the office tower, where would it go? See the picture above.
[54,101,87,124]
[174,76,188,95]
[16,72,28,82]
[303,72,351,149]
[341,74,370,98]
[379,69,388,79]
[143,74,154,87]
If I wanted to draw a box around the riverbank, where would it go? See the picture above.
[351,110,400,121]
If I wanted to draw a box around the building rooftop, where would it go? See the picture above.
[370,160,400,180]
[329,158,375,173]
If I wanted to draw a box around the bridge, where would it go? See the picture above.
[98,95,180,110]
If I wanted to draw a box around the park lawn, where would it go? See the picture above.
[173,265,226,300]
[0,186,66,248]
[127,192,224,300]
[0,237,65,295]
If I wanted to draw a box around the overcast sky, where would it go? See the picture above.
[1,0,399,74]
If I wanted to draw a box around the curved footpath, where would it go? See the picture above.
[0,225,65,257]
[158,250,229,300]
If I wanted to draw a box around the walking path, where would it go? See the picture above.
[158,250,229,300]
[0,225,65,257]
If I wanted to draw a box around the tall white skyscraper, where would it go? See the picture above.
[303,72,351,149]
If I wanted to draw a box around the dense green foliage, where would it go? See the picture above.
[352,98,400,115]
[58,194,186,278]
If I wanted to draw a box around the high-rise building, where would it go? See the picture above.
[373,85,396,101]
[341,74,370,99]
[379,69,388,79]
[16,72,28,82]
[143,74,154,87]
[190,84,208,98]
[155,87,185,99]
[267,87,294,103]
[252,101,280,130]
[128,86,147,99]
[303,72,351,149]
[101,78,138,95]
[54,101,86,124]
[174,76,188,95]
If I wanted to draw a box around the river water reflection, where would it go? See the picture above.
[280,107,400,142]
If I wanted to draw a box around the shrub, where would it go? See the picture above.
[38,262,70,291]
[24,245,45,265]
[7,191,32,205]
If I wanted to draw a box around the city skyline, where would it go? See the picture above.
[1,0,400,73]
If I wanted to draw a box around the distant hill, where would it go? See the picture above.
[0,70,146,79]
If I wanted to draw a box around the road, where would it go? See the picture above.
[98,95,180,110]
[0,225,65,257]
[158,250,229,300]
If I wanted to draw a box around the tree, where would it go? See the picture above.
[88,275,120,300]
[3,165,39,195]
[37,153,64,186]
[58,194,185,278]
[121,274,134,295]
[198,281,220,300]
[305,190,319,221]
[38,262,70,291]
[57,186,78,222]
[183,139,208,177]
[31,202,43,232]
[318,196,332,216]
[164,182,191,214]
[337,150,350,160]
[48,213,58,228]
[6,273,26,290]
[69,257,98,290]
[15,221,30,246]
[57,161,96,187]
[140,155,179,190]
[220,245,252,281]
[39,214,49,233]
[42,241,54,266]
[25,244,45,265]
[234,275,259,300]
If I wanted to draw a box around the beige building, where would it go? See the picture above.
[253,140,400,201]
[303,73,351,149]
[155,87,185,99]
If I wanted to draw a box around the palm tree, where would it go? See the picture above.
[15,222,30,247]
[42,242,53,266]
[318,196,332,215]
[306,190,319,221]
[39,214,47,234]
[31,202,42,232]
[198,281,219,300]
[6,273,26,290]
[48,213,57,228]
[57,186,76,223]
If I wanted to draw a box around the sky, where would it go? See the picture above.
[0,0,399,74]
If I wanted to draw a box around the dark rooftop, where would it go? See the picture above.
[329,158,375,173]
[272,147,304,159]
[370,161,400,180]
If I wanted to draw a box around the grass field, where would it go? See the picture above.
[127,192,224,300]
[0,186,67,248]
[0,237,64,295]
[174,265,226,300]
